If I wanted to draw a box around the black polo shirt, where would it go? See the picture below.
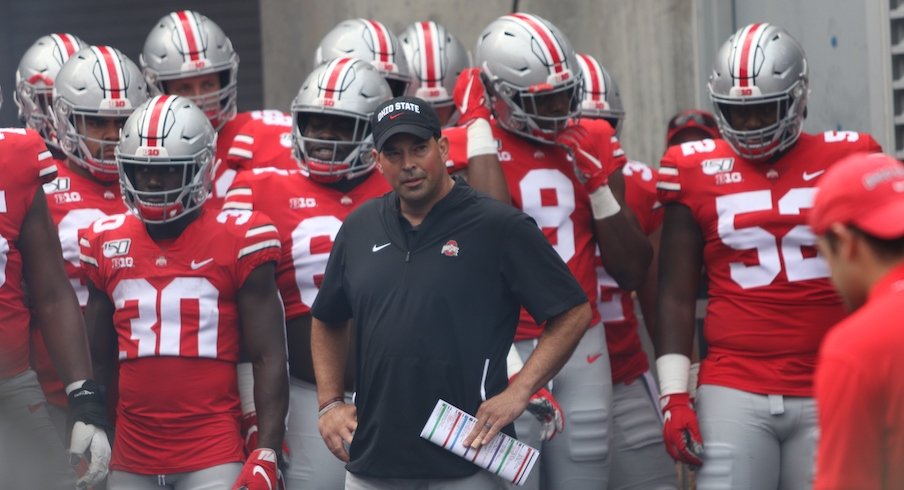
[312,177,586,479]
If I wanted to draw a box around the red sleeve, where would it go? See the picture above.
[814,347,883,489]
[657,145,685,206]
[622,162,661,234]
[222,169,257,211]
[228,210,282,287]
[79,219,105,290]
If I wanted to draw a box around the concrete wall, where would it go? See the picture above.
[260,0,698,166]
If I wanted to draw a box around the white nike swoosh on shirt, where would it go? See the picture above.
[372,243,391,252]
[190,258,214,270]
[802,169,826,181]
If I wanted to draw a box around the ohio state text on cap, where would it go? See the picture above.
[372,96,442,151]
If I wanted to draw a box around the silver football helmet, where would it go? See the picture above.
[575,53,624,136]
[117,95,216,224]
[475,13,582,144]
[15,33,86,151]
[53,46,149,181]
[708,23,808,160]
[315,18,411,97]
[292,57,392,183]
[399,21,471,126]
[140,10,239,130]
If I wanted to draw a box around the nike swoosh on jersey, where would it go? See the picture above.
[190,258,214,270]
[802,169,826,181]
[372,243,391,252]
[586,353,603,364]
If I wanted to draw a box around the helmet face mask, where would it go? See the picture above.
[315,18,412,98]
[117,95,216,224]
[53,45,149,182]
[15,33,86,151]
[141,10,239,130]
[493,78,581,138]
[292,57,392,184]
[296,111,373,182]
[476,13,582,144]
[708,23,808,161]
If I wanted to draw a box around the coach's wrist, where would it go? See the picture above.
[318,396,345,418]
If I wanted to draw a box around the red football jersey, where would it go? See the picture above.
[599,161,662,384]
[0,128,56,379]
[80,208,280,473]
[31,162,126,406]
[444,119,628,339]
[209,110,297,209]
[657,131,882,396]
[224,167,389,320]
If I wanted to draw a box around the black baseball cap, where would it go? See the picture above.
[371,96,442,152]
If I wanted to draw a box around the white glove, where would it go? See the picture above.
[70,421,111,488]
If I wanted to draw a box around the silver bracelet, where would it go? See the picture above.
[318,400,345,418]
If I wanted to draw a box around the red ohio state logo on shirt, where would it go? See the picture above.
[441,240,459,257]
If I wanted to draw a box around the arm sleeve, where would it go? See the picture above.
[656,147,685,206]
[500,212,587,324]
[310,224,352,324]
[222,169,256,211]
[603,130,627,176]
[233,211,282,286]
[78,225,104,291]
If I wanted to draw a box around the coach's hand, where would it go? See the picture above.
[463,386,530,449]
[659,393,704,467]
[318,402,356,462]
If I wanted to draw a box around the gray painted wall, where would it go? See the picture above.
[1,0,264,128]
[260,0,698,166]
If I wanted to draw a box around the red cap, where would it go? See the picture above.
[809,152,904,239]
[666,110,720,146]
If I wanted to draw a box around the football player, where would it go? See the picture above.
[141,10,296,209]
[223,58,392,489]
[15,31,86,430]
[81,95,288,489]
[666,109,720,147]
[315,18,413,97]
[14,33,85,156]
[0,84,111,489]
[398,20,471,127]
[443,13,652,489]
[655,23,882,489]
[576,53,678,490]
[28,44,147,437]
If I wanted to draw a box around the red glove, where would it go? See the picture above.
[659,393,703,467]
[555,124,608,193]
[453,67,492,125]
[526,386,565,441]
[241,412,291,459]
[232,448,284,490]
